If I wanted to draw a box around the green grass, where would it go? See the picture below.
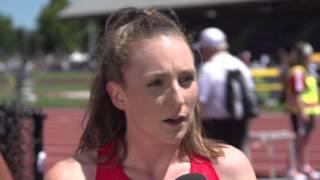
[36,97,88,107]
[260,104,285,112]
[0,71,93,107]
[0,70,287,110]
[0,72,15,102]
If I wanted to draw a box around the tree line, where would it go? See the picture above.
[0,0,90,60]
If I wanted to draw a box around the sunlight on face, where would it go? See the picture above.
[122,35,198,144]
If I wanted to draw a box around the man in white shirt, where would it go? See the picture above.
[196,27,256,150]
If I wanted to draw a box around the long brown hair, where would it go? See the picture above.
[77,7,224,163]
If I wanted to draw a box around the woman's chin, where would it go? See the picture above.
[163,131,188,145]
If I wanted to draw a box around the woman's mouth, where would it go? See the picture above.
[163,116,186,126]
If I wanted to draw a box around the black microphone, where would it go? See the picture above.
[175,173,207,180]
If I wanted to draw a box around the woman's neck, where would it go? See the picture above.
[125,133,181,166]
[123,133,189,179]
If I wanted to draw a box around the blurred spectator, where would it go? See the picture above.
[0,62,6,73]
[259,53,271,67]
[238,50,252,67]
[285,41,320,179]
[196,27,258,150]
[278,48,291,104]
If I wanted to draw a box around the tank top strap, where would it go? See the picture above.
[96,145,219,180]
[96,143,129,180]
[190,154,220,180]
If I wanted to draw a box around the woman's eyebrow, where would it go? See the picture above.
[143,69,196,77]
[180,69,196,75]
[143,71,169,78]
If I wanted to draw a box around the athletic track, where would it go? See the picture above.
[43,108,320,178]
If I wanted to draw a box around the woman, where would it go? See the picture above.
[45,7,256,180]
[285,42,320,179]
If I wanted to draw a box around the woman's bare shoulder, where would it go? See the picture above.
[44,150,97,180]
[44,158,85,180]
[214,145,256,180]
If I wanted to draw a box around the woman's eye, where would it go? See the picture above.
[179,75,194,87]
[147,79,163,87]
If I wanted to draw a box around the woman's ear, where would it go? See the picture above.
[106,81,126,110]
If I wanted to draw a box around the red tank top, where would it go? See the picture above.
[96,143,220,180]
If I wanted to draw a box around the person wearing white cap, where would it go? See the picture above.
[194,27,229,63]
[196,27,256,150]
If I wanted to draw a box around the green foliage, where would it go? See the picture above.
[0,0,89,58]
[0,71,93,107]
[0,14,43,58]
[15,29,40,56]
[37,0,86,53]
[0,14,17,59]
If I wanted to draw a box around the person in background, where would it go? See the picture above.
[239,50,252,67]
[278,48,291,105]
[44,7,256,180]
[196,27,257,150]
[285,41,320,180]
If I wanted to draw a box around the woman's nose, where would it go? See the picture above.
[170,82,185,106]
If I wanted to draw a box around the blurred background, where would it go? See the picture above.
[1,0,320,109]
[0,0,320,179]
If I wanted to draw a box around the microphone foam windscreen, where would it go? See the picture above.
[175,173,206,180]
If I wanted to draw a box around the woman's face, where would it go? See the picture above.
[121,35,198,144]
